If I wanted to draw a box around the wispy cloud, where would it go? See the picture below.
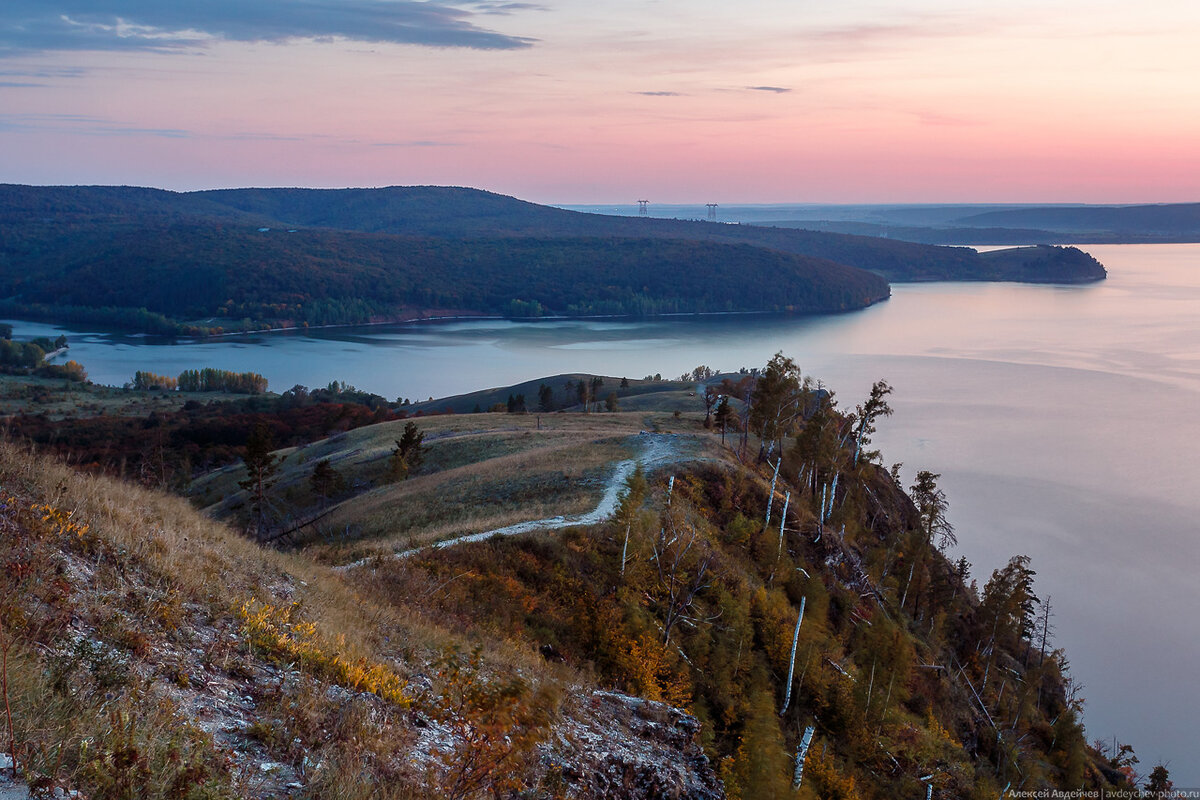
[0,1,537,57]
[0,66,87,78]
[228,131,306,142]
[746,85,790,93]
[371,140,461,147]
[0,81,43,87]
[0,113,467,148]
[635,90,682,97]
[464,2,548,15]
[0,112,191,137]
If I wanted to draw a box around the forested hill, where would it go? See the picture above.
[0,184,1104,333]
[0,222,890,331]
[5,184,1106,284]
[194,186,1106,282]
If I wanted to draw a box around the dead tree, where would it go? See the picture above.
[764,458,780,530]
[650,513,715,645]
[779,596,807,715]
[792,725,815,789]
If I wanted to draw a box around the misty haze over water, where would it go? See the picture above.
[11,242,1200,779]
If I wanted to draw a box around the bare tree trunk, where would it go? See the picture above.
[792,725,815,789]
[764,458,780,530]
[865,658,876,714]
[620,520,631,577]
[900,561,916,610]
[876,670,895,736]
[776,491,791,559]
[779,596,806,715]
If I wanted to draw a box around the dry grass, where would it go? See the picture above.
[303,436,631,561]
[0,438,577,798]
[191,410,680,558]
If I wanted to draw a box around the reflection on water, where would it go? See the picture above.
[9,243,1200,778]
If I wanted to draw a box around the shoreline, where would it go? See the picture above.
[3,296,893,343]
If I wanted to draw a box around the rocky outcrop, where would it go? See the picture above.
[540,691,724,799]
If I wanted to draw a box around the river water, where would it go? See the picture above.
[9,242,1199,779]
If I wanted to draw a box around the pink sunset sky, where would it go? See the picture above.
[2,0,1199,204]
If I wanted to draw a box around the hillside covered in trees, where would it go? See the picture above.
[0,354,1160,797]
[0,184,1105,333]
[0,222,890,330]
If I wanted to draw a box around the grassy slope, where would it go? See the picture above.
[192,376,713,563]
[1,434,720,799]
[406,373,698,415]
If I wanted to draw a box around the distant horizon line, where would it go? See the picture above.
[4,181,1197,208]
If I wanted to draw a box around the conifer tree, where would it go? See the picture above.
[309,458,345,507]
[850,379,893,466]
[389,421,425,481]
[749,352,806,461]
[239,422,282,537]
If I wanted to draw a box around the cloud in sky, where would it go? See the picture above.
[372,140,462,147]
[466,2,547,15]
[0,0,536,56]
[746,86,790,93]
[0,112,192,137]
[635,91,682,97]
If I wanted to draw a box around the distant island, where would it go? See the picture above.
[0,184,1105,334]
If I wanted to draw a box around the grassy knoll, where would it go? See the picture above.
[192,405,721,563]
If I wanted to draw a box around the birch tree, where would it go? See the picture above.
[792,725,816,789]
[616,465,647,578]
[779,596,806,714]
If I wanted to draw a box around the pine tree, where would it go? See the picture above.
[389,421,425,481]
[715,396,733,443]
[239,423,282,537]
[309,458,345,507]
[1146,765,1173,795]
[850,379,893,466]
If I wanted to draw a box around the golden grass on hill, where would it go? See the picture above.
[0,438,573,797]
[302,435,629,561]
[191,409,711,560]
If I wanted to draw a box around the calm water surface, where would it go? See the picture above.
[11,243,1200,778]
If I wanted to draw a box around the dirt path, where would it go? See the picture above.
[334,432,695,570]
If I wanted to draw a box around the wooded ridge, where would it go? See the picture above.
[0,185,1105,333]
